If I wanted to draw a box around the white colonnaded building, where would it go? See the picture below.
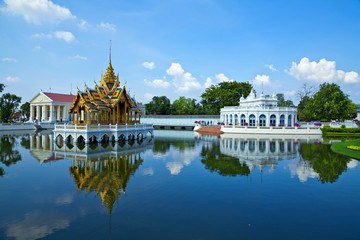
[220,89,322,135]
[221,89,297,127]
[29,91,76,123]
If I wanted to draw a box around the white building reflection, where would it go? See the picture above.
[220,135,299,172]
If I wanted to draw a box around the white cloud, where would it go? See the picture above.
[265,64,278,71]
[32,31,75,42]
[72,55,87,60]
[54,31,74,42]
[55,194,73,205]
[142,61,155,70]
[144,78,170,88]
[253,74,271,86]
[284,90,296,96]
[34,46,41,50]
[2,57,17,62]
[215,73,233,83]
[5,76,20,83]
[288,159,318,182]
[144,93,155,100]
[347,159,358,169]
[287,57,360,83]
[142,167,154,176]
[166,63,201,92]
[78,19,88,29]
[204,77,214,88]
[5,211,70,240]
[1,0,75,24]
[97,22,116,32]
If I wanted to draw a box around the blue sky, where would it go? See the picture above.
[1,0,360,105]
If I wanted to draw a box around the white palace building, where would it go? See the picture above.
[220,89,322,135]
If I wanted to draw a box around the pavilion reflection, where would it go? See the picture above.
[29,131,153,228]
[29,132,153,163]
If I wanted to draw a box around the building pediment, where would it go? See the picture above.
[30,92,52,104]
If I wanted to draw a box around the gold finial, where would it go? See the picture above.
[109,40,111,64]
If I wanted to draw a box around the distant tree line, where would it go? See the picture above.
[146,81,252,115]
[145,81,357,121]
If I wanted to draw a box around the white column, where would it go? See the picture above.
[41,105,45,121]
[36,105,40,120]
[30,105,33,121]
[49,105,53,122]
[285,114,288,127]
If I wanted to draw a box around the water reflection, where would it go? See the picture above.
[69,152,143,218]
[0,136,22,177]
[220,136,297,172]
[298,143,353,183]
[199,133,359,184]
[152,130,201,175]
[26,132,153,231]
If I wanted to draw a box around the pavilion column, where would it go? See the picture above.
[285,114,288,127]
[63,106,67,121]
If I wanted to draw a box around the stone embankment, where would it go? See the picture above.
[0,123,55,131]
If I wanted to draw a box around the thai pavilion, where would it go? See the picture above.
[53,52,153,143]
[70,56,142,125]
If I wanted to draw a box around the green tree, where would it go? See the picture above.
[276,93,294,107]
[201,81,252,115]
[303,83,357,121]
[20,102,30,117]
[171,96,201,115]
[0,93,22,122]
[145,96,171,115]
[296,83,315,121]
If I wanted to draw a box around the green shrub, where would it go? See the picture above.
[323,125,331,130]
[341,124,346,129]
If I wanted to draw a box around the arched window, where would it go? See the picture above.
[241,114,246,126]
[259,114,266,126]
[235,114,239,126]
[249,114,256,126]
[288,115,292,126]
[270,114,276,126]
[280,115,285,126]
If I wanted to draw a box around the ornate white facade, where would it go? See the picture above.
[220,90,298,127]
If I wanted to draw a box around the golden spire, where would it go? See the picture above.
[104,40,116,85]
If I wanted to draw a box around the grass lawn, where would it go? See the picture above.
[331,139,360,160]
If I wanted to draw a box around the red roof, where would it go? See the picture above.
[42,92,76,103]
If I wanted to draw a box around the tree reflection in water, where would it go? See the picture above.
[0,136,22,177]
[201,142,250,177]
[299,143,352,183]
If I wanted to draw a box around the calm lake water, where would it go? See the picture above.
[0,130,359,240]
